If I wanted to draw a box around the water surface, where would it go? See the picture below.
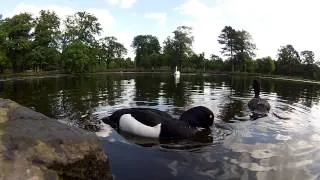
[1,73,320,179]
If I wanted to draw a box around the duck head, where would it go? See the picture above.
[101,108,132,130]
[179,106,214,129]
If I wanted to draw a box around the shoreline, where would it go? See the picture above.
[1,70,320,85]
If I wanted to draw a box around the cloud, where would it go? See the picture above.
[87,8,115,34]
[144,12,167,26]
[175,0,320,59]
[106,0,136,8]
[3,2,74,19]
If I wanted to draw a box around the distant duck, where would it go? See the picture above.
[101,106,214,139]
[174,66,180,77]
[248,79,271,119]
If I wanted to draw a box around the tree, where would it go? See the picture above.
[163,26,194,69]
[0,50,9,73]
[62,11,102,47]
[301,50,315,65]
[172,26,194,68]
[98,36,127,68]
[0,14,9,72]
[163,36,176,59]
[218,26,237,72]
[61,12,102,72]
[235,30,256,72]
[277,45,300,65]
[132,35,160,67]
[1,13,34,72]
[256,57,275,74]
[210,54,223,61]
[31,10,61,71]
[276,45,301,75]
[205,54,224,71]
[62,40,91,72]
[182,52,206,71]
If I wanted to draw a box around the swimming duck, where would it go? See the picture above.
[174,66,180,78]
[101,106,214,139]
[248,79,270,119]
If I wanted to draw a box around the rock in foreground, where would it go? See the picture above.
[0,98,112,180]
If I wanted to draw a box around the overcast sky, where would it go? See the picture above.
[1,0,319,60]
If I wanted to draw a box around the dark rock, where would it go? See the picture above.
[0,98,112,180]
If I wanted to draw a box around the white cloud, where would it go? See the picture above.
[106,0,136,8]
[4,2,74,19]
[175,0,320,59]
[144,12,167,26]
[87,8,115,34]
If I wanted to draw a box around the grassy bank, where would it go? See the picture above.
[0,70,65,78]
[219,71,320,85]
[1,69,320,85]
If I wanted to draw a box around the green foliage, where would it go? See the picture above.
[0,50,10,72]
[62,11,102,46]
[218,26,256,72]
[1,13,34,72]
[235,30,256,72]
[206,55,224,71]
[218,26,237,58]
[256,57,275,74]
[0,10,130,73]
[163,26,194,69]
[132,35,161,67]
[246,58,257,73]
[32,10,61,71]
[107,58,135,69]
[98,36,127,68]
[276,45,301,75]
[301,50,315,65]
[273,45,320,80]
[61,11,100,72]
[62,40,92,73]
[0,11,319,82]
[60,11,128,72]
[277,45,300,65]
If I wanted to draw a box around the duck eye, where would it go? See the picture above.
[209,115,213,119]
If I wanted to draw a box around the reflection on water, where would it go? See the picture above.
[1,73,320,179]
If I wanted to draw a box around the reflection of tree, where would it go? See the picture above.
[226,75,253,97]
[203,75,228,89]
[134,74,161,106]
[0,74,128,131]
[218,100,245,122]
[273,80,307,104]
[273,81,301,103]
[260,79,274,93]
[1,74,320,132]
[300,84,319,107]
[187,75,205,94]
[162,75,209,107]
[162,76,190,107]
[258,79,320,108]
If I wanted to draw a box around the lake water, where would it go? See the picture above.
[1,73,320,180]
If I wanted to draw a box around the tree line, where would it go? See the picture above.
[0,11,133,73]
[0,10,319,80]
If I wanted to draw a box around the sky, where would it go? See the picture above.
[1,0,319,60]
